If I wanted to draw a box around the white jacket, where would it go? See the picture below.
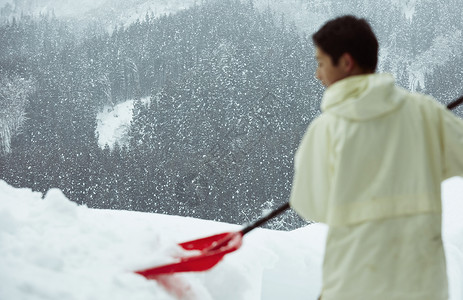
[289,73,463,299]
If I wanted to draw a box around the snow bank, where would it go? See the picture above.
[0,180,323,299]
[0,177,462,299]
[442,177,463,300]
[0,182,174,300]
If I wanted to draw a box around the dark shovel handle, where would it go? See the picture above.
[447,96,463,110]
[241,202,290,235]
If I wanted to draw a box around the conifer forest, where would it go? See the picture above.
[1,0,462,229]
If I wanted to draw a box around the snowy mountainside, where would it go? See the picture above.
[0,0,197,29]
[408,30,463,91]
[3,0,458,94]
[0,0,107,18]
[252,0,423,33]
[97,97,150,149]
[1,0,427,31]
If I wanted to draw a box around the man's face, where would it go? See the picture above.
[315,47,348,87]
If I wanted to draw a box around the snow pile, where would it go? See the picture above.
[1,177,462,299]
[0,185,174,299]
[442,177,463,300]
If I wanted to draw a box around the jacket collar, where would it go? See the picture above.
[321,73,406,121]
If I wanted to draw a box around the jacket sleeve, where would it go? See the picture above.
[289,117,331,223]
[441,106,463,179]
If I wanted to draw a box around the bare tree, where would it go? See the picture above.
[0,75,34,154]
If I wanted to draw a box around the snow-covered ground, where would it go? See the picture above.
[1,177,462,299]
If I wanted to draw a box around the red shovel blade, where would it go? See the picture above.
[135,231,243,279]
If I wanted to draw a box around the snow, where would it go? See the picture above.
[1,177,462,299]
[0,0,11,7]
[389,0,421,21]
[0,0,198,32]
[0,0,107,18]
[408,30,463,92]
[96,97,150,149]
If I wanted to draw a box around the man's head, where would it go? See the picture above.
[312,15,378,87]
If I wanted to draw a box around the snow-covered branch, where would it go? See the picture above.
[0,76,34,154]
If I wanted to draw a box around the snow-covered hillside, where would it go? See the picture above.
[0,0,198,30]
[96,97,150,149]
[3,0,458,93]
[0,0,425,30]
[1,177,463,299]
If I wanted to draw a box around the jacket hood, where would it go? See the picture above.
[321,73,406,121]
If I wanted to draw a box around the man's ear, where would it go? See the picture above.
[339,53,356,73]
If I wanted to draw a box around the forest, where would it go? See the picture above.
[1,0,462,229]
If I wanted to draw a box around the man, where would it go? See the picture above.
[289,15,463,299]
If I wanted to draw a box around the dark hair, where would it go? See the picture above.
[312,15,378,72]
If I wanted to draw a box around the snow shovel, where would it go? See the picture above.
[135,202,290,279]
